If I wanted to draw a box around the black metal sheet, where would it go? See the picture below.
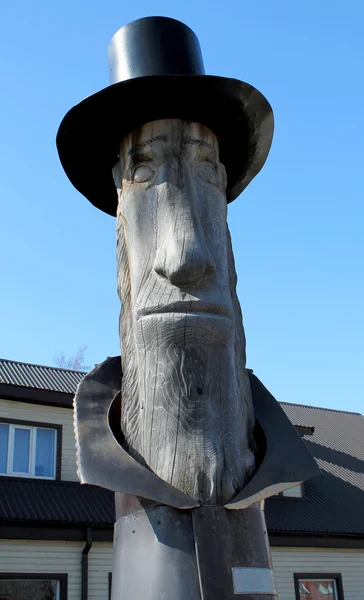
[225,374,321,509]
[74,357,320,509]
[74,356,198,509]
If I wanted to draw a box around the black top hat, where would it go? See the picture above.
[56,17,274,216]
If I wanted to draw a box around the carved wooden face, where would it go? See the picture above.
[115,119,233,331]
[114,119,254,504]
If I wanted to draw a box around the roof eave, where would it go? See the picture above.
[0,383,73,408]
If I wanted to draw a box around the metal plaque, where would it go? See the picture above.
[232,567,277,595]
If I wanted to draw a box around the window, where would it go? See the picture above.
[282,483,303,498]
[0,574,67,600]
[294,574,344,600]
[274,483,304,498]
[0,420,59,479]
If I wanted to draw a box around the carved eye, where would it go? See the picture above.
[196,163,217,185]
[133,164,155,183]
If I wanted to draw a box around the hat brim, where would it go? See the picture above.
[56,75,274,216]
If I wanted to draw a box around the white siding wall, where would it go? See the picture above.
[0,540,82,599]
[88,542,113,599]
[271,547,364,600]
[1,540,364,600]
[0,540,114,600]
[0,398,77,481]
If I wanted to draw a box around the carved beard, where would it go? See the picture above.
[117,212,256,505]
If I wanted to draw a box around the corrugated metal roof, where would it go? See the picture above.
[266,402,364,535]
[0,478,114,525]
[282,401,364,461]
[0,359,85,394]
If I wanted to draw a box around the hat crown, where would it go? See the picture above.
[108,17,205,84]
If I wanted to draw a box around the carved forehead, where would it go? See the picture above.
[119,119,219,158]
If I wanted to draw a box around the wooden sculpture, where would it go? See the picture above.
[113,119,256,505]
[57,16,319,600]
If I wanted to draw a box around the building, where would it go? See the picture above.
[0,358,363,600]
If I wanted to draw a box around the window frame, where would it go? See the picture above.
[0,572,67,600]
[281,483,304,498]
[275,483,305,499]
[0,418,62,480]
[294,573,345,600]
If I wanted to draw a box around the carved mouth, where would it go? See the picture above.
[137,302,232,321]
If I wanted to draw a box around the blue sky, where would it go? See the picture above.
[1,0,363,412]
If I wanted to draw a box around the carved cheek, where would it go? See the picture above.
[196,190,229,282]
[121,184,158,298]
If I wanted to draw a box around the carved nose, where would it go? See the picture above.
[158,254,215,288]
[153,208,216,288]
[154,233,215,287]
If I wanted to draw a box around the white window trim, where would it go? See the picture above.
[1,423,57,480]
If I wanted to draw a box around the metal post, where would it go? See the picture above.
[111,495,276,600]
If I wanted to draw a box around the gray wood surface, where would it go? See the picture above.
[114,119,255,505]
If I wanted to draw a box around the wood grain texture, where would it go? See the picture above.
[114,119,255,505]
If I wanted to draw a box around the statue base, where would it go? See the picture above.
[111,493,277,600]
